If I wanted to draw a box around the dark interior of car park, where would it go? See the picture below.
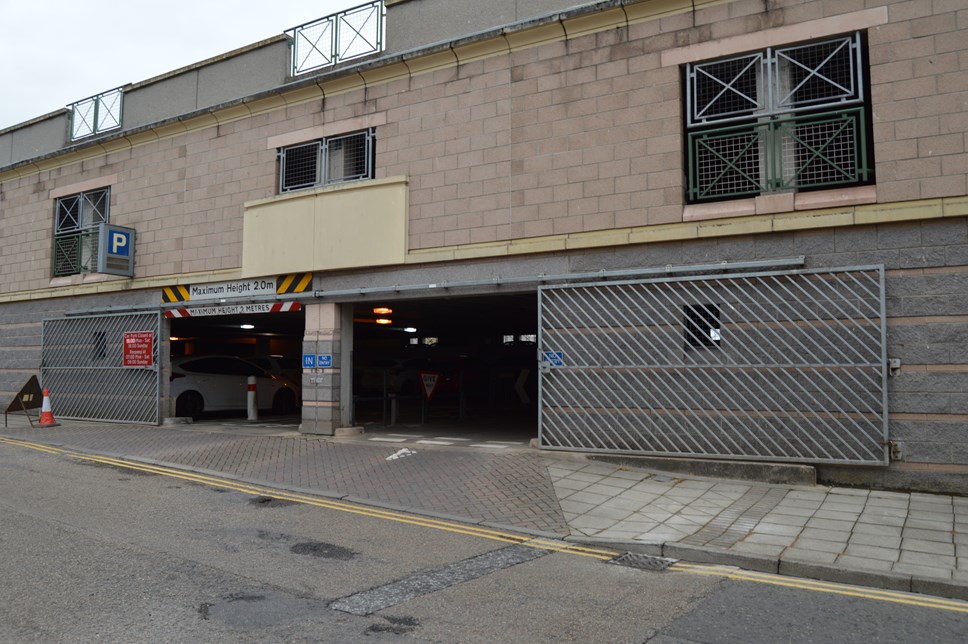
[167,293,540,433]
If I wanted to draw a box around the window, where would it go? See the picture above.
[53,188,109,277]
[278,129,375,192]
[685,32,872,203]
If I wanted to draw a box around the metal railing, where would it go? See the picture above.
[538,266,888,465]
[69,87,123,140]
[687,107,869,202]
[288,1,385,76]
[52,228,100,277]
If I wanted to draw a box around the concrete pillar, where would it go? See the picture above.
[300,302,341,435]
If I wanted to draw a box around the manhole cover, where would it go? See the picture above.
[609,552,677,571]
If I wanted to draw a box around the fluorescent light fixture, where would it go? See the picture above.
[404,327,417,333]
[240,324,255,329]
[373,307,393,315]
[375,318,392,325]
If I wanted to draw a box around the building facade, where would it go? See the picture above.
[1,0,966,492]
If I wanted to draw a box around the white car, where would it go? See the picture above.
[170,355,299,419]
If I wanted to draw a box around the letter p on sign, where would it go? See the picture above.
[110,231,131,256]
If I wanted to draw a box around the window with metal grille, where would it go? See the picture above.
[685,32,873,203]
[53,188,110,277]
[278,129,374,192]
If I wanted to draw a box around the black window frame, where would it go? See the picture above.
[683,31,875,204]
[52,187,110,277]
[278,128,376,193]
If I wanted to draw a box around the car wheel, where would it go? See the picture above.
[272,388,297,415]
[176,391,204,419]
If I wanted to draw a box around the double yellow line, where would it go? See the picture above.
[3,434,968,614]
[672,562,968,613]
[0,435,616,560]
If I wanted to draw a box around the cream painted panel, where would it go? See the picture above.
[241,177,407,278]
[242,192,318,276]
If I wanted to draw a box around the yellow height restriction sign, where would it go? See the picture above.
[162,274,312,303]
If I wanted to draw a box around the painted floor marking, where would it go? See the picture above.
[472,443,508,448]
[387,433,423,438]
[670,563,968,614]
[435,436,470,441]
[369,437,407,443]
[330,544,549,615]
[416,440,453,445]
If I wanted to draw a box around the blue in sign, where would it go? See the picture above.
[543,351,564,367]
[317,354,333,368]
[302,354,316,369]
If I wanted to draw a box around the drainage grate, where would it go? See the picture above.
[609,552,677,571]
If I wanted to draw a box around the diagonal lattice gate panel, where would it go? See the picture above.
[538,266,888,465]
[42,313,161,424]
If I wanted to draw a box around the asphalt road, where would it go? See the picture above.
[1,444,966,643]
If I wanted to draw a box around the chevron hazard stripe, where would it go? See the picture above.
[162,285,190,303]
[276,273,313,294]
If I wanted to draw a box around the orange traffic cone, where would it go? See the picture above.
[39,388,59,427]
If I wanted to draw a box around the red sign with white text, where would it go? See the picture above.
[123,331,154,367]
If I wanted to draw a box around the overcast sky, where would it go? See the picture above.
[0,0,358,130]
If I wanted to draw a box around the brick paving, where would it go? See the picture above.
[1,420,568,535]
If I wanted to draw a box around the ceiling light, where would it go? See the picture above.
[240,324,255,329]
[373,307,393,315]
[404,327,417,333]
[375,318,392,325]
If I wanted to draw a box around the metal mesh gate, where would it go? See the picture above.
[42,312,161,424]
[538,266,888,465]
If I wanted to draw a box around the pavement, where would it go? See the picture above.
[1,414,966,602]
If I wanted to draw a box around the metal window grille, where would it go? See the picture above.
[279,130,374,192]
[281,142,321,191]
[288,1,385,76]
[53,188,110,277]
[685,32,869,203]
[688,108,868,201]
[687,34,863,126]
[69,87,123,140]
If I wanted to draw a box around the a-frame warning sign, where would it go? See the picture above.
[4,375,43,427]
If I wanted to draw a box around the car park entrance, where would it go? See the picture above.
[168,308,304,420]
[350,293,539,439]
